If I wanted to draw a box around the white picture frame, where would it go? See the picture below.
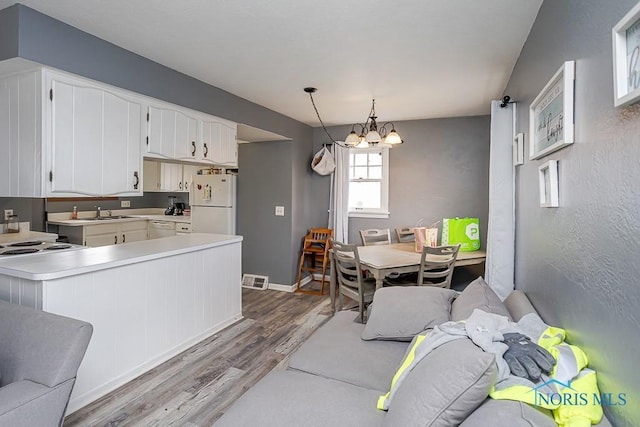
[529,61,575,160]
[538,160,559,208]
[613,1,640,107]
[513,133,524,166]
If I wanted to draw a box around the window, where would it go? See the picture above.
[348,147,389,218]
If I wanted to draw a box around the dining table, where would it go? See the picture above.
[329,242,486,311]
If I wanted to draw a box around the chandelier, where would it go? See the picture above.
[304,87,403,148]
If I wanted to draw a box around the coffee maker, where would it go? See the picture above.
[174,202,186,216]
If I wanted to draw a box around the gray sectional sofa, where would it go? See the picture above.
[215,279,611,426]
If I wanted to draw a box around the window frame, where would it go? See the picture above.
[347,147,390,219]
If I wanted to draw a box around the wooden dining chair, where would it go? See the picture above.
[417,244,461,288]
[395,227,415,243]
[330,239,376,323]
[359,228,391,246]
[296,228,333,295]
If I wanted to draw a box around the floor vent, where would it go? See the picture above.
[242,274,269,290]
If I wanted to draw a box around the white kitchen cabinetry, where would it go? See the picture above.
[143,160,194,192]
[147,105,198,161]
[182,164,200,192]
[46,72,143,197]
[0,70,42,197]
[62,220,148,247]
[200,117,238,167]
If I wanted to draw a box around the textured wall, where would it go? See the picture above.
[237,141,294,284]
[505,0,640,424]
[312,116,491,246]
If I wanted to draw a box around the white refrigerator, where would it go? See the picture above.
[190,174,236,234]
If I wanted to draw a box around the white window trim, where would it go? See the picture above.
[348,147,389,219]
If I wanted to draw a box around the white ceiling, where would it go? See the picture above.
[0,0,542,127]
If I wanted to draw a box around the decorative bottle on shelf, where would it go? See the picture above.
[72,206,78,220]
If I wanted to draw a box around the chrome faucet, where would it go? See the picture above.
[95,206,101,219]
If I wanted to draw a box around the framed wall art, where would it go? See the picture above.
[513,132,524,166]
[538,160,559,208]
[529,61,575,160]
[613,1,640,107]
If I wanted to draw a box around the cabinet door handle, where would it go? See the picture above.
[192,141,196,156]
[123,234,126,243]
[133,171,139,190]
[115,235,118,245]
[204,143,208,157]
[179,181,183,190]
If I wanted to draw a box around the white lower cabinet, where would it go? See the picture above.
[60,221,149,247]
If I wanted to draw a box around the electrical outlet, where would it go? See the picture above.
[275,206,285,216]
[121,200,131,208]
[4,209,13,221]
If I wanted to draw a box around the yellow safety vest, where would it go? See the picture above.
[490,326,603,427]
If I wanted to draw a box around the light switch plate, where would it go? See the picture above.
[121,200,131,208]
[275,206,285,216]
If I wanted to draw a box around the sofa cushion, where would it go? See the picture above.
[459,399,556,426]
[289,310,408,391]
[451,277,512,321]
[384,339,497,427]
[362,287,457,341]
[214,370,386,427]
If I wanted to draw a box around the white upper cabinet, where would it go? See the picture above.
[0,71,43,197]
[46,71,143,197]
[147,105,198,161]
[200,116,238,167]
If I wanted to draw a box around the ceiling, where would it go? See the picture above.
[0,0,542,127]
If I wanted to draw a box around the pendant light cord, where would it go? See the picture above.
[307,90,340,145]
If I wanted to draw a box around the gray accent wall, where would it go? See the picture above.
[505,1,639,424]
[0,198,45,232]
[312,116,491,246]
[0,4,318,286]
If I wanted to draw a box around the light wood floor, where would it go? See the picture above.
[64,288,332,426]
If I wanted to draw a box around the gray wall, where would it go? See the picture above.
[0,198,45,232]
[312,116,491,245]
[505,1,640,424]
[0,4,319,285]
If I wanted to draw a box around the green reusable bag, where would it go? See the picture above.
[441,217,480,252]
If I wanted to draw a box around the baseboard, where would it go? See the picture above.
[268,274,331,293]
[268,276,311,293]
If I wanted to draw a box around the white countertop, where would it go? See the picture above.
[0,233,241,281]
[48,213,191,226]
[0,231,58,244]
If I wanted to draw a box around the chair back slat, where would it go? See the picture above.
[417,244,460,288]
[395,227,415,243]
[359,228,391,246]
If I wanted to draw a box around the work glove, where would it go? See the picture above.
[502,332,556,382]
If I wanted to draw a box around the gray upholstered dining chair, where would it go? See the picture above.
[0,301,93,427]
[418,244,461,288]
[395,227,415,243]
[359,228,391,246]
[330,239,376,323]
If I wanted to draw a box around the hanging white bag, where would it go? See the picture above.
[311,146,336,175]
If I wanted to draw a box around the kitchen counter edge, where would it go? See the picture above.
[0,233,241,281]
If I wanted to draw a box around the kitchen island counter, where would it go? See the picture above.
[0,233,239,280]
[0,233,242,414]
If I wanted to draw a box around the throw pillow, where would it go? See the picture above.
[362,287,457,341]
[384,339,497,427]
[451,277,512,321]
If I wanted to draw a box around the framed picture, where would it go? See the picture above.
[613,1,640,107]
[513,133,524,166]
[538,160,559,208]
[529,61,575,160]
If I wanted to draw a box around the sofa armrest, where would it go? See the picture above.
[503,290,537,321]
[0,378,75,427]
[0,301,93,388]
